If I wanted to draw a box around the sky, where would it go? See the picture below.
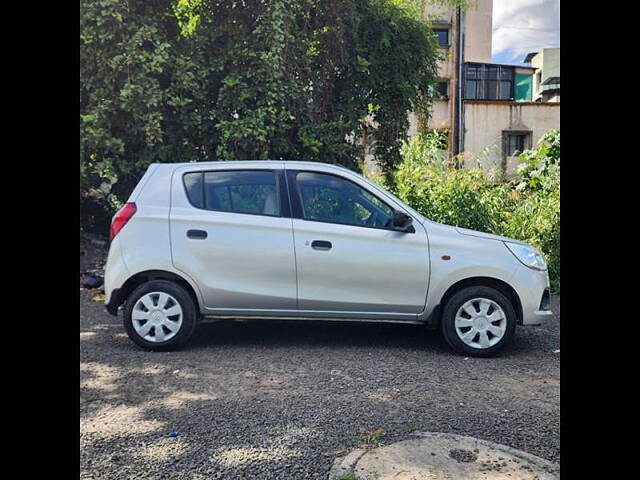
[491,0,560,66]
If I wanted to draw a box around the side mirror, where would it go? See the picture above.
[392,211,415,233]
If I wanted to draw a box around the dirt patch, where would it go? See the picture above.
[449,448,478,463]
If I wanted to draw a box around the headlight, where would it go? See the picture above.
[504,242,547,270]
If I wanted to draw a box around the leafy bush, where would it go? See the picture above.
[385,130,560,292]
[516,129,560,191]
[506,130,560,291]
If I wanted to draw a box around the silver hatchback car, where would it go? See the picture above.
[104,161,552,357]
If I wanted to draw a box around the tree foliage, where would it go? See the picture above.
[80,0,443,231]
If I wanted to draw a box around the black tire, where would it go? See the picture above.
[441,286,516,357]
[123,280,198,351]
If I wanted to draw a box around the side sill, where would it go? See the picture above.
[201,315,424,325]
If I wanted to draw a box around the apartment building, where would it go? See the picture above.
[524,48,560,102]
[407,0,560,177]
[408,0,494,154]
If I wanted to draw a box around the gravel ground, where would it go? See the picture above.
[80,290,559,479]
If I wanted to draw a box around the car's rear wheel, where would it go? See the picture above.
[123,280,198,351]
[441,286,516,357]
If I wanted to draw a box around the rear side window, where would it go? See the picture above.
[183,170,280,217]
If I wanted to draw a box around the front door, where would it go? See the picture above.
[288,170,430,315]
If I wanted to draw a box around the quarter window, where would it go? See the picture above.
[183,172,204,208]
[295,172,394,228]
[183,170,280,216]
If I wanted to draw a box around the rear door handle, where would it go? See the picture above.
[187,229,207,239]
[311,240,332,250]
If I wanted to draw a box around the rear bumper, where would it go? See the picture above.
[104,236,130,316]
[105,288,122,316]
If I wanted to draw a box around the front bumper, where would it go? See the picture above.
[511,265,553,326]
[523,308,554,326]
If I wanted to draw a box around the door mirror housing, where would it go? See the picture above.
[392,211,415,233]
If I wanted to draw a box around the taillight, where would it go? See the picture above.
[109,202,137,241]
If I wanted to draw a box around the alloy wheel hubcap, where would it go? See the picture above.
[454,298,507,349]
[132,292,183,343]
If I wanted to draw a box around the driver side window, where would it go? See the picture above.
[295,171,394,228]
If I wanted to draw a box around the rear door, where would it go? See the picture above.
[287,168,430,315]
[170,165,297,311]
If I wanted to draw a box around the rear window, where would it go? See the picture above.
[183,170,280,217]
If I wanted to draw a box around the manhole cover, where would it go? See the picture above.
[328,432,559,480]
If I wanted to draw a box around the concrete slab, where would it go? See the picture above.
[328,432,559,480]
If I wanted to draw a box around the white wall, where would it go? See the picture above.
[463,101,560,176]
[464,0,493,63]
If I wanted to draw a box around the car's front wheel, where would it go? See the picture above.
[123,280,198,351]
[441,286,516,357]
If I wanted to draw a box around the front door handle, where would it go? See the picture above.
[311,240,332,250]
[187,229,207,239]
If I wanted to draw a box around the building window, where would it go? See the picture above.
[426,80,449,100]
[504,132,531,156]
[434,28,449,46]
[464,63,514,100]
[515,72,533,101]
[437,80,449,99]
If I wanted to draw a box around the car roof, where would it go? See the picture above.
[152,160,351,171]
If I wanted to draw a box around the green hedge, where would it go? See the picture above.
[373,130,560,293]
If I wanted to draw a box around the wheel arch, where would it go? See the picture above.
[426,276,523,328]
[112,270,202,314]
